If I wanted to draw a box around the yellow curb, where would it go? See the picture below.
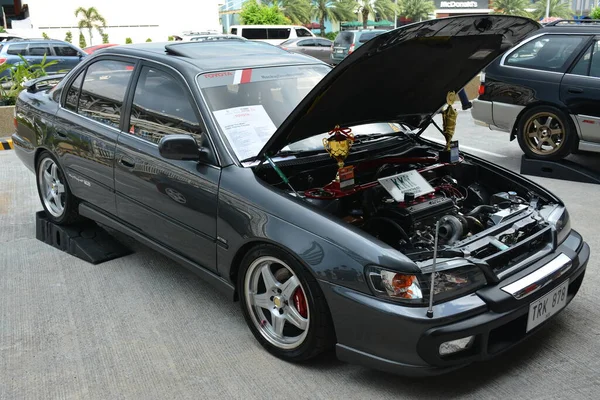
[0,138,14,150]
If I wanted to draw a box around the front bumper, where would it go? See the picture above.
[321,230,589,376]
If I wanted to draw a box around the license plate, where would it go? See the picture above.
[335,49,343,53]
[526,280,569,332]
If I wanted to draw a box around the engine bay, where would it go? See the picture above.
[255,145,559,272]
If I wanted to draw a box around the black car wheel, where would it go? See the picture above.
[36,151,80,225]
[517,106,577,160]
[238,244,334,361]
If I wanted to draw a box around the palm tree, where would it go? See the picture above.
[266,0,312,24]
[532,0,573,20]
[355,0,398,29]
[399,0,434,22]
[491,0,531,17]
[74,7,107,46]
[312,0,356,37]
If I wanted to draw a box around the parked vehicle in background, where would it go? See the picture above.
[229,25,314,45]
[0,39,86,78]
[189,34,246,42]
[331,30,387,65]
[0,32,23,42]
[83,44,119,54]
[472,20,600,160]
[278,37,332,63]
[173,30,220,41]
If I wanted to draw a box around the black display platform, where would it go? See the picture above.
[35,211,132,264]
[520,155,600,184]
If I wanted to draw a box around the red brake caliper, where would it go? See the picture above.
[293,288,308,318]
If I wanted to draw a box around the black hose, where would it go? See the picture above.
[466,205,497,217]
[363,217,410,242]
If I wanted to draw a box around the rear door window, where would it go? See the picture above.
[316,39,332,47]
[295,28,312,37]
[65,70,85,112]
[77,59,135,129]
[334,32,354,46]
[241,28,268,40]
[505,35,587,72]
[571,40,600,78]
[27,43,51,56]
[297,39,315,47]
[267,28,290,40]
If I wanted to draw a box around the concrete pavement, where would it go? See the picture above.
[2,116,600,399]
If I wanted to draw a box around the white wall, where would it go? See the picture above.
[9,0,221,45]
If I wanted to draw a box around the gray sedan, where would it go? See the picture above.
[278,37,332,63]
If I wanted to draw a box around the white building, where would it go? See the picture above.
[7,0,221,45]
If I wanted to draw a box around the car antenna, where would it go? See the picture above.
[426,219,440,318]
[265,155,302,199]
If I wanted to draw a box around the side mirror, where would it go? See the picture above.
[158,134,202,161]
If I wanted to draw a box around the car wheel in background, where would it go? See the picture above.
[239,244,334,361]
[36,151,80,225]
[516,106,577,160]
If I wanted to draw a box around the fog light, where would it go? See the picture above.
[439,336,474,356]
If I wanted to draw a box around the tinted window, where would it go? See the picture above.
[295,28,312,37]
[129,67,202,144]
[334,32,353,46]
[358,31,382,43]
[231,28,237,35]
[297,39,314,47]
[571,41,600,78]
[65,70,84,112]
[27,43,51,56]
[53,45,79,57]
[316,39,332,47]
[267,28,290,40]
[241,28,267,40]
[505,35,585,72]
[6,43,27,55]
[78,60,135,129]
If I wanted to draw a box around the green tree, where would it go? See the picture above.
[532,0,573,19]
[356,0,398,29]
[590,7,600,19]
[74,6,107,46]
[399,0,434,22]
[312,0,355,37]
[240,0,291,24]
[79,32,87,48]
[145,38,152,42]
[491,0,531,17]
[102,33,109,43]
[65,31,73,43]
[42,32,49,39]
[168,35,175,41]
[265,0,312,24]
[125,37,133,44]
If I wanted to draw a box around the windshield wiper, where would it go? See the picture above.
[240,149,323,164]
[352,132,405,144]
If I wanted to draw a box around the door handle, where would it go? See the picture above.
[568,87,584,94]
[55,130,67,138]
[118,156,135,168]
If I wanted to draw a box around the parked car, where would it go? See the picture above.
[229,25,314,45]
[83,44,119,54]
[189,34,246,42]
[330,29,387,65]
[12,16,588,376]
[0,39,85,77]
[278,37,332,63]
[472,19,600,160]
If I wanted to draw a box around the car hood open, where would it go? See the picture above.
[257,15,540,159]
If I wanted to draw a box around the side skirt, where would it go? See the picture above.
[79,202,236,300]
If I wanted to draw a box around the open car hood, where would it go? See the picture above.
[257,15,540,159]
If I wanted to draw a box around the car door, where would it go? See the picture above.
[115,63,219,271]
[560,38,600,142]
[50,43,84,72]
[54,57,136,215]
[25,42,54,70]
[314,39,333,63]
[296,39,318,58]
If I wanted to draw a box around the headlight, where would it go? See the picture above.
[549,207,571,245]
[366,265,486,305]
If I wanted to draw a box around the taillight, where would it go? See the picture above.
[13,107,17,129]
[478,72,486,96]
[348,44,355,54]
[478,84,485,96]
[0,58,6,65]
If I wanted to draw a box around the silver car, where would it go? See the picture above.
[278,37,333,64]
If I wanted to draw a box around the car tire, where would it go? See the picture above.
[238,244,334,362]
[516,106,577,160]
[36,151,80,225]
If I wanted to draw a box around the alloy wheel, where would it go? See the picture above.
[244,256,310,350]
[38,158,66,218]
[523,112,565,155]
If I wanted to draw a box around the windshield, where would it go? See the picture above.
[198,65,403,161]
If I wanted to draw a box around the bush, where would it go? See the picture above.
[42,32,49,39]
[65,31,72,43]
[79,32,87,48]
[240,0,290,25]
[168,35,174,41]
[591,7,600,19]
[125,37,132,44]
[102,33,109,44]
[0,55,58,105]
[325,31,337,41]
[145,38,152,42]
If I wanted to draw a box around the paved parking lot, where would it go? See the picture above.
[2,112,600,399]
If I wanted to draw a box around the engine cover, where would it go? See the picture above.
[377,194,455,233]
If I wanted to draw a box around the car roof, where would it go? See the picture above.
[5,39,71,45]
[538,23,600,34]
[105,41,321,72]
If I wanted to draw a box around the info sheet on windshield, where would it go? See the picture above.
[212,105,276,161]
